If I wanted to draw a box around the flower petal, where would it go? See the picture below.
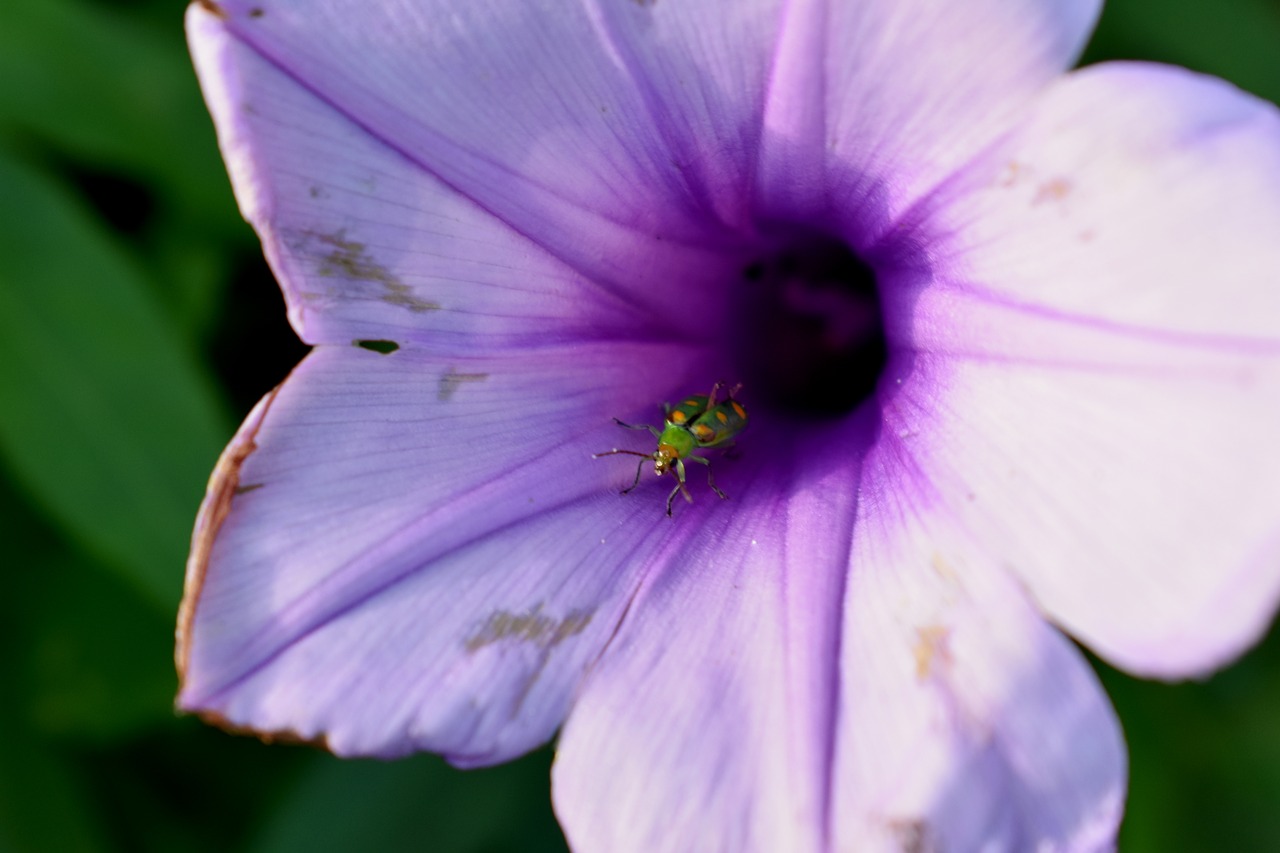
[553,414,1124,851]
[552,416,864,852]
[189,1,754,333]
[903,63,1280,676]
[829,446,1125,851]
[177,339,705,761]
[758,0,1101,231]
[188,4,705,349]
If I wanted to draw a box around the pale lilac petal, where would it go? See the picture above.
[568,0,784,232]
[188,1,753,330]
[759,0,1101,231]
[188,5,704,349]
[178,340,707,761]
[552,416,863,852]
[900,63,1280,676]
[829,466,1125,851]
[197,0,1101,239]
[554,414,1125,851]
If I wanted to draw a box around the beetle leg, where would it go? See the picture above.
[706,381,723,409]
[621,457,646,495]
[726,382,743,399]
[613,417,661,438]
[706,465,728,500]
[685,454,728,500]
[666,459,694,516]
[666,482,682,517]
[592,449,653,494]
[676,459,693,504]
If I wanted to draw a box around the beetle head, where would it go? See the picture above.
[653,444,678,476]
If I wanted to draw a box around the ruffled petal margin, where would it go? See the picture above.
[553,413,1125,852]
[187,0,757,342]
[178,340,704,762]
[903,62,1280,678]
[830,444,1125,851]
[188,3,698,349]
[553,416,862,852]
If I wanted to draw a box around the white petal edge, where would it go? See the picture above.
[900,62,1280,677]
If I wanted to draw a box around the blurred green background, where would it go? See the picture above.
[0,0,1276,850]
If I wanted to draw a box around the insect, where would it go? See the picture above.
[593,382,748,517]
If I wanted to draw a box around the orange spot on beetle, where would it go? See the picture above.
[671,411,687,424]
[716,410,728,423]
[731,401,746,418]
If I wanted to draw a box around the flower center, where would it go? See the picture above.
[735,238,887,416]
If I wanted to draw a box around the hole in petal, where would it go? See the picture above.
[355,339,399,354]
[735,237,887,417]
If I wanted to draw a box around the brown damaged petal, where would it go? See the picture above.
[193,0,228,20]
[174,383,283,682]
[195,707,331,751]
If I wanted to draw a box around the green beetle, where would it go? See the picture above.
[594,382,748,516]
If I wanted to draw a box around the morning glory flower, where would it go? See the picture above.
[178,0,1280,849]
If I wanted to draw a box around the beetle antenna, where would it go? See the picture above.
[592,448,652,459]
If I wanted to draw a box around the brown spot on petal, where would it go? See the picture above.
[1032,178,1072,206]
[175,383,284,681]
[248,6,264,16]
[464,605,594,653]
[193,0,228,19]
[309,230,440,313]
[889,819,935,853]
[913,625,953,681]
[438,368,489,401]
[382,281,440,313]
[929,552,958,584]
[994,160,1023,188]
[233,482,265,495]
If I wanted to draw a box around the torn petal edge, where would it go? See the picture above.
[175,382,284,681]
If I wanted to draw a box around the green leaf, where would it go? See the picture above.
[1102,628,1280,853]
[0,150,231,609]
[0,0,240,233]
[252,751,568,853]
[0,491,114,853]
[20,553,177,740]
[0,721,112,853]
[0,474,174,740]
[1085,0,1280,106]
[147,213,238,341]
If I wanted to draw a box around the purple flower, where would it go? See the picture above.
[178,0,1280,849]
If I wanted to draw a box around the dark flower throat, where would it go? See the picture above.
[736,239,887,417]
